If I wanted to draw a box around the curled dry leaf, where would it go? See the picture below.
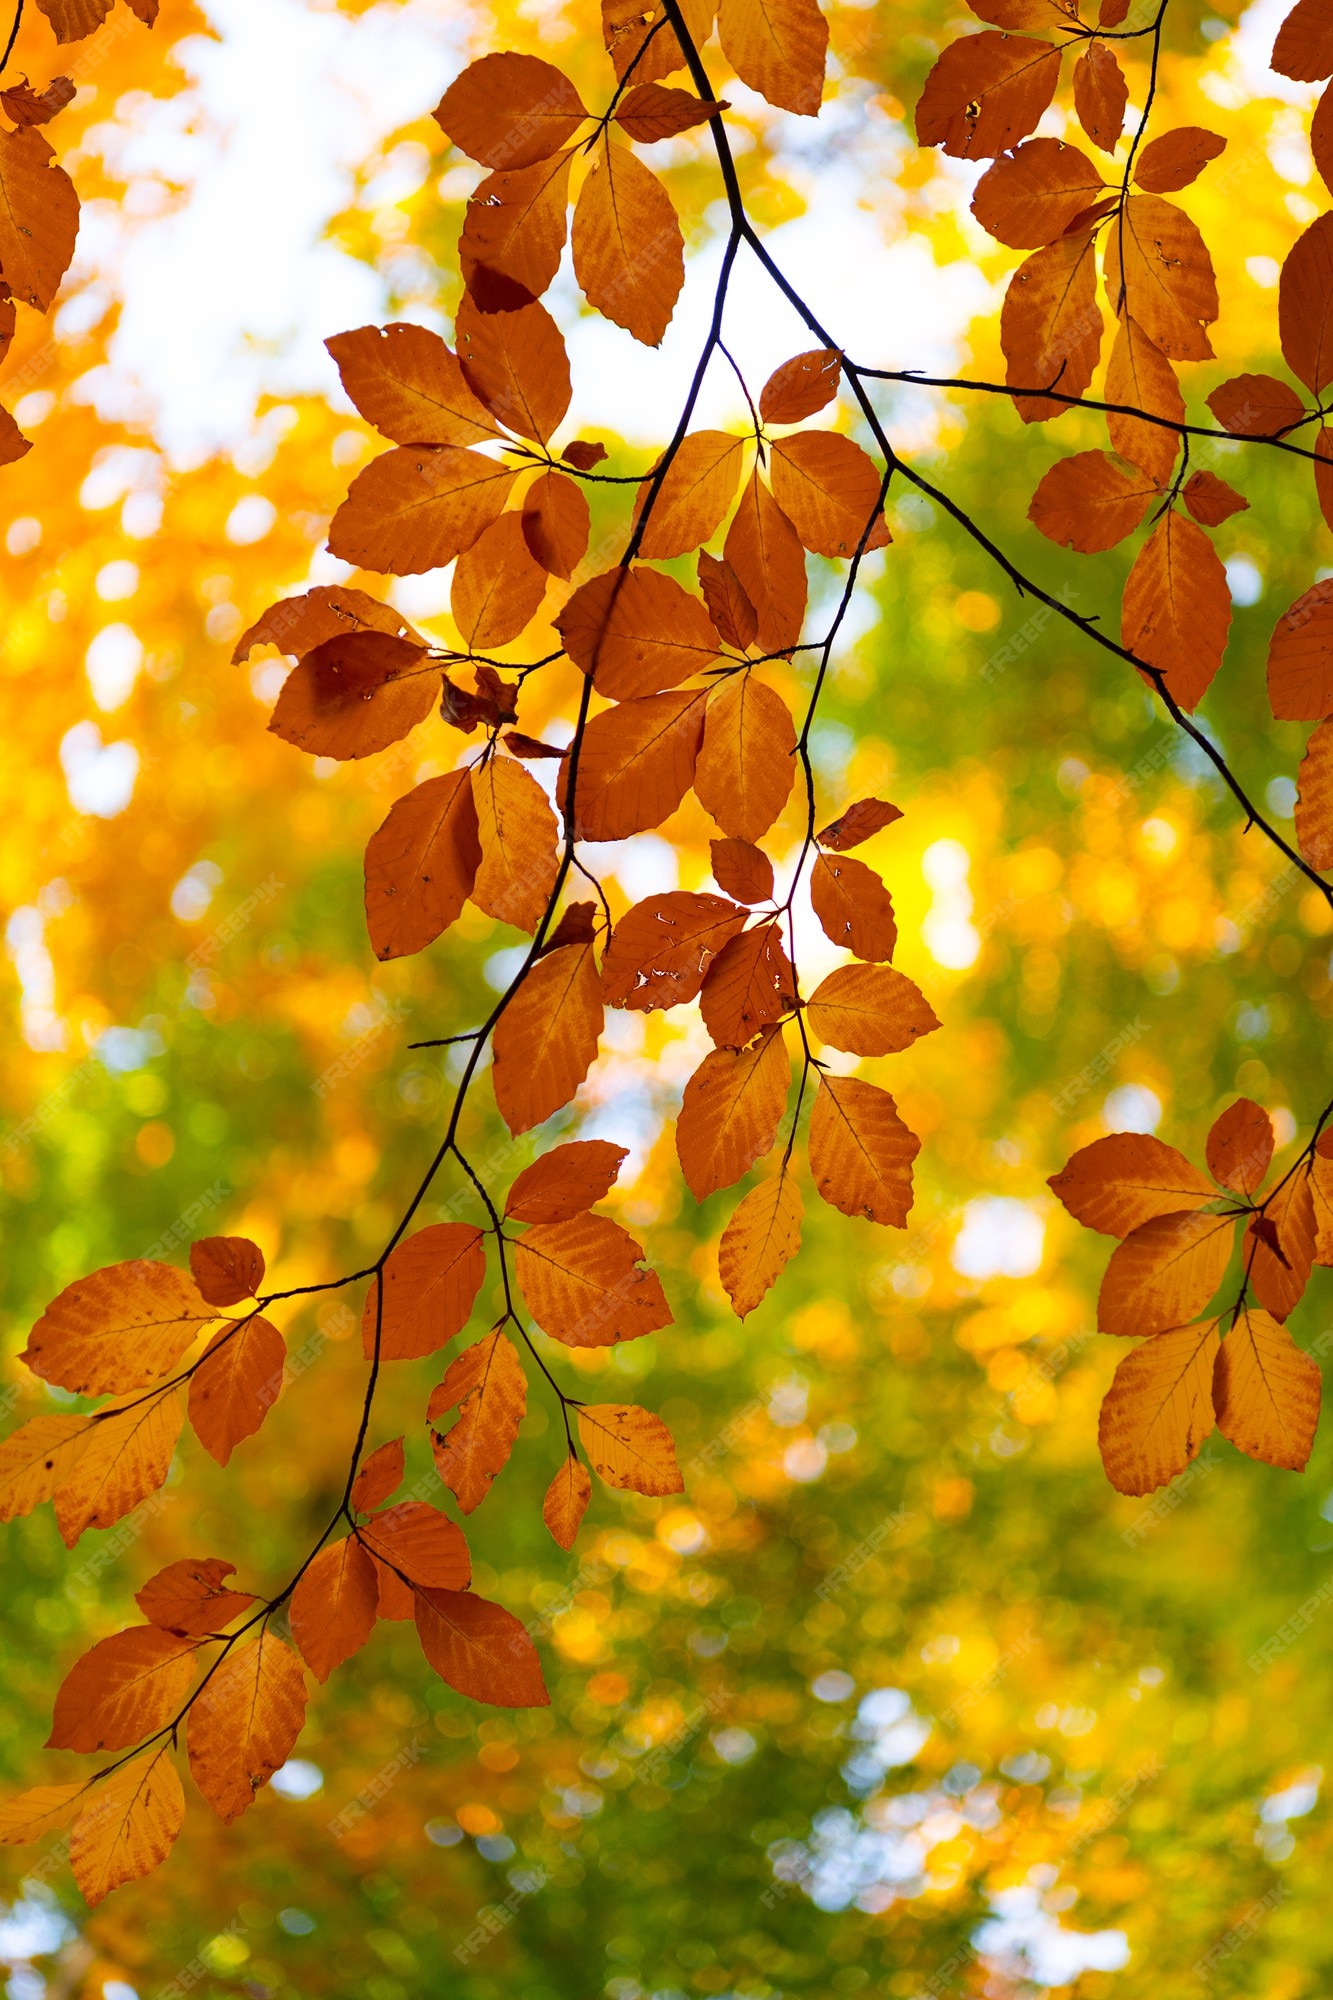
[515,1213,672,1347]
[543,1454,592,1549]
[188,1315,285,1468]
[576,1403,684,1495]
[361,1224,487,1362]
[22,1261,215,1398]
[491,942,604,1134]
[1,76,77,126]
[1098,1320,1220,1496]
[188,1236,265,1308]
[718,1171,804,1318]
[350,1438,406,1515]
[676,1026,791,1200]
[602,0,715,85]
[505,1140,628,1223]
[427,1329,527,1513]
[758,347,842,423]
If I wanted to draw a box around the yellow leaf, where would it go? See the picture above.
[1098,1320,1220,1495]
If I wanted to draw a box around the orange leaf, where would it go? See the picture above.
[233,585,423,668]
[602,0,716,84]
[719,1170,803,1318]
[359,1501,471,1590]
[1049,1132,1216,1236]
[972,137,1104,249]
[562,688,708,841]
[1316,424,1333,532]
[427,1329,527,1513]
[521,468,591,579]
[433,52,587,168]
[364,769,483,961]
[711,836,774,904]
[808,1074,919,1225]
[810,852,898,961]
[49,1626,198,1753]
[135,1559,255,1638]
[968,0,1082,23]
[543,1454,592,1549]
[472,757,559,934]
[1028,449,1156,553]
[724,472,808,651]
[759,348,842,424]
[817,798,903,849]
[806,963,940,1057]
[1098,1320,1220,1496]
[676,1026,791,1200]
[53,1391,185,1547]
[69,1747,184,1907]
[325,324,497,447]
[1072,41,1126,151]
[614,80,726,140]
[916,31,1061,160]
[1206,372,1305,438]
[188,1315,284,1468]
[492,942,604,1134]
[505,1141,629,1223]
[558,567,720,700]
[414,1587,549,1706]
[515,1214,672,1347]
[459,151,573,308]
[372,1556,415,1623]
[602,891,747,1011]
[23,1261,214,1397]
[1273,0,1333,80]
[189,1237,265,1308]
[268,631,435,761]
[187,1632,308,1824]
[290,1537,379,1684]
[1104,317,1183,486]
[1206,1097,1273,1195]
[1296,715,1333,867]
[34,0,112,40]
[1214,1308,1321,1468]
[1246,1171,1316,1322]
[0,129,79,309]
[698,552,759,652]
[1097,1209,1236,1336]
[717,0,827,115]
[452,513,548,650]
[576,1403,685,1494]
[572,134,684,346]
[1000,232,1103,424]
[699,923,794,1048]
[695,673,797,843]
[456,295,571,443]
[634,431,746,559]
[361,1224,487,1362]
[0,1413,94,1525]
[1121,511,1230,712]
[0,403,31,467]
[1281,210,1333,392]
[351,1439,406,1515]
[1133,125,1226,193]
[329,445,517,576]
[1268,577,1333,718]
[1314,80,1333,198]
[1183,469,1248,526]
[768,432,888,558]
[1104,195,1218,362]
[0,1784,89,1846]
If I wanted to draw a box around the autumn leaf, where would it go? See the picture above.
[364,769,483,961]
[810,852,898,960]
[0,128,79,309]
[576,1403,685,1495]
[459,152,574,308]
[760,348,842,423]
[427,1329,527,1513]
[562,688,709,841]
[543,1454,592,1549]
[290,1537,379,1684]
[361,1224,487,1362]
[614,81,726,141]
[35,0,113,41]
[359,1501,471,1591]
[22,1260,214,1396]
[1134,126,1226,193]
[456,295,571,443]
[515,1214,672,1347]
[601,891,748,1011]
[805,963,940,1057]
[694,673,797,844]
[233,585,423,669]
[917,30,1061,159]
[54,1390,185,1547]
[572,134,685,347]
[0,1784,89,1846]
[1246,1170,1316,1322]
[0,1413,94,1525]
[472,756,559,934]
[1273,0,1333,84]
[329,445,517,576]
[187,1631,309,1824]
[1214,1308,1322,1469]
[433,52,587,169]
[1268,578,1333,719]
[1072,41,1126,151]
[698,553,759,652]
[1028,450,1156,553]
[1206,1098,1273,1196]
[808,1074,919,1225]
[69,1748,185,1907]
[267,630,435,762]
[414,1588,549,1707]
[972,138,1105,249]
[557,567,720,700]
[505,1140,628,1223]
[1296,716,1333,867]
[350,1439,406,1515]
[1104,196,1218,361]
[1097,1209,1236,1336]
[521,468,591,579]
[452,513,548,649]
[676,1027,791,1200]
[1000,231,1103,423]
[711,836,775,904]
[326,324,497,447]
[1183,470,1248,526]
[1098,1320,1220,1496]
[817,798,903,850]
[724,472,808,652]
[48,1626,198,1752]
[135,1559,255,1638]
[633,431,746,559]
[718,1170,804,1317]
[717,0,828,116]
[768,432,888,558]
[602,0,715,84]
[699,923,794,1048]
[1104,317,1184,486]
[189,1236,265,1308]
[1049,1133,1217,1236]
[1206,372,1305,438]
[187,1315,284,1468]
[491,942,604,1134]
[1121,511,1231,712]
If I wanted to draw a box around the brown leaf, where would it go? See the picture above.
[1247,1169,1316,1321]
[561,688,708,841]
[364,769,483,961]
[289,1537,379,1684]
[268,630,435,761]
[472,757,559,933]
[0,127,78,309]
[724,472,807,652]
[372,1556,415,1623]
[1104,195,1218,362]
[810,852,898,960]
[1206,1098,1273,1195]
[460,150,573,308]
[1049,1133,1216,1236]
[543,1454,592,1549]
[49,1627,198,1752]
[515,1214,672,1346]
[602,0,716,84]
[808,1074,919,1225]
[1072,41,1126,151]
[70,1748,184,1907]
[350,1439,406,1515]
[717,0,827,115]
[329,445,517,575]
[434,52,587,168]
[1313,79,1333,197]
[492,942,604,1133]
[1206,372,1305,438]
[521,468,591,579]
[361,1224,487,1362]
[601,891,747,1011]
[326,324,497,446]
[1122,510,1230,711]
[1214,1308,1321,1468]
[233,585,422,668]
[916,31,1061,160]
[505,730,569,761]
[456,294,570,443]
[699,923,794,1048]
[557,567,720,700]
[1268,577,1333,718]
[1133,125,1226,193]
[23,1261,214,1397]
[1273,0,1333,79]
[427,1329,527,1512]
[972,137,1105,249]
[1105,316,1183,486]
[718,1170,803,1317]
[187,1632,308,1824]
[53,1391,185,1547]
[1000,231,1103,424]
[544,902,599,950]
[451,513,548,650]
[415,1588,549,1706]
[967,0,1081,23]
[806,963,940,1057]
[34,0,111,37]
[676,1026,791,1199]
[188,1315,284,1468]
[1097,1209,1236,1335]
[768,432,889,558]
[1098,1320,1219,1496]
[0,1414,90,1525]
[634,431,746,559]
[1028,449,1156,553]
[1296,715,1333,866]
[711,836,774,904]
[759,347,842,423]
[359,1501,471,1590]
[1183,470,1248,526]
[0,401,32,467]
[572,134,684,346]
[817,797,903,850]
[1281,210,1333,392]
[189,1237,265,1308]
[505,1141,628,1223]
[562,438,609,471]
[695,672,796,842]
[1316,425,1333,533]
[0,76,76,126]
[135,1559,255,1638]
[577,1402,684,1495]
[0,1784,88,1846]
[614,81,726,140]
